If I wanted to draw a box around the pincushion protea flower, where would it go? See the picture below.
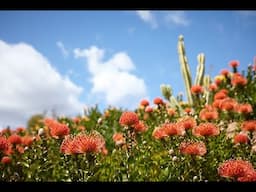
[1,156,11,164]
[234,133,249,144]
[145,106,153,113]
[241,120,256,132]
[179,141,207,156]
[231,73,247,86]
[140,99,149,107]
[192,123,220,137]
[112,132,125,146]
[44,118,70,139]
[235,103,253,114]
[8,134,22,145]
[119,111,139,127]
[133,121,148,133]
[218,159,255,180]
[60,132,106,155]
[0,136,10,152]
[153,97,164,105]
[191,85,204,94]
[177,116,197,130]
[229,60,239,68]
[199,105,219,121]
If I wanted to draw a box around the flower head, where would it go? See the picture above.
[236,103,253,114]
[229,60,240,68]
[192,123,220,137]
[8,134,22,145]
[112,132,125,146]
[199,105,219,121]
[133,121,148,133]
[145,106,153,113]
[177,116,197,130]
[234,133,249,144]
[153,97,164,105]
[1,156,11,164]
[0,136,10,152]
[231,73,247,86]
[119,111,139,127]
[218,159,254,179]
[220,69,229,76]
[179,141,207,156]
[241,120,256,132]
[44,118,70,139]
[191,85,204,94]
[140,99,150,107]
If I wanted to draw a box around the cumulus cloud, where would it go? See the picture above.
[74,46,147,109]
[0,40,84,128]
[136,11,158,29]
[165,11,189,26]
[56,41,69,58]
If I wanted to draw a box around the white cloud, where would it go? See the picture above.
[165,11,189,26]
[74,46,147,109]
[56,41,69,58]
[0,40,84,128]
[136,11,158,29]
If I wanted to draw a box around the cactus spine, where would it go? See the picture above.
[178,35,193,105]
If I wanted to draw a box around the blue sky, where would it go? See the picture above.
[0,10,256,128]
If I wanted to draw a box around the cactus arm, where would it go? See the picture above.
[194,53,205,86]
[177,35,193,105]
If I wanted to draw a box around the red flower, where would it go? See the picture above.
[140,99,149,107]
[167,108,176,117]
[16,145,25,154]
[219,98,238,112]
[218,159,254,179]
[236,103,253,114]
[112,132,125,146]
[177,116,197,130]
[161,123,185,136]
[241,120,256,132]
[145,106,153,113]
[45,119,70,139]
[15,127,26,133]
[22,136,34,146]
[184,107,192,114]
[8,134,22,145]
[220,69,229,76]
[153,97,164,105]
[60,135,76,155]
[1,156,11,164]
[133,121,148,133]
[0,136,9,152]
[152,127,168,140]
[61,132,106,155]
[191,85,204,94]
[209,83,217,92]
[199,105,219,121]
[214,91,228,100]
[234,133,249,144]
[229,60,240,68]
[179,141,207,156]
[237,171,256,182]
[119,111,139,127]
[73,117,81,124]
[231,73,247,86]
[212,99,223,109]
[192,123,220,137]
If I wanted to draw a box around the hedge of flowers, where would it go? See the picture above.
[0,59,255,182]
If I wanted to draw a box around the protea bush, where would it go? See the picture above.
[0,36,256,182]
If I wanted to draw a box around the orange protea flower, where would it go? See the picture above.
[192,123,220,137]
[235,103,253,114]
[153,97,164,105]
[72,132,106,154]
[44,119,70,139]
[161,123,185,136]
[231,73,247,86]
[177,116,197,130]
[241,120,256,132]
[0,136,9,152]
[60,135,76,155]
[199,105,219,121]
[16,145,25,154]
[191,85,204,94]
[21,135,34,146]
[133,121,148,133]
[119,111,139,127]
[214,91,228,101]
[112,132,125,146]
[8,134,22,145]
[209,83,217,92]
[229,60,240,68]
[234,133,249,144]
[73,117,81,124]
[237,171,256,182]
[219,98,238,112]
[152,126,168,140]
[140,99,150,107]
[15,127,26,134]
[184,107,192,114]
[167,108,176,117]
[212,99,223,109]
[218,159,254,179]
[179,141,207,156]
[220,69,229,76]
[145,106,153,113]
[1,156,11,164]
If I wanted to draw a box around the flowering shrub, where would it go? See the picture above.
[1,44,256,182]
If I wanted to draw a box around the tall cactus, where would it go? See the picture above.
[203,75,211,104]
[177,35,193,105]
[194,53,205,86]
